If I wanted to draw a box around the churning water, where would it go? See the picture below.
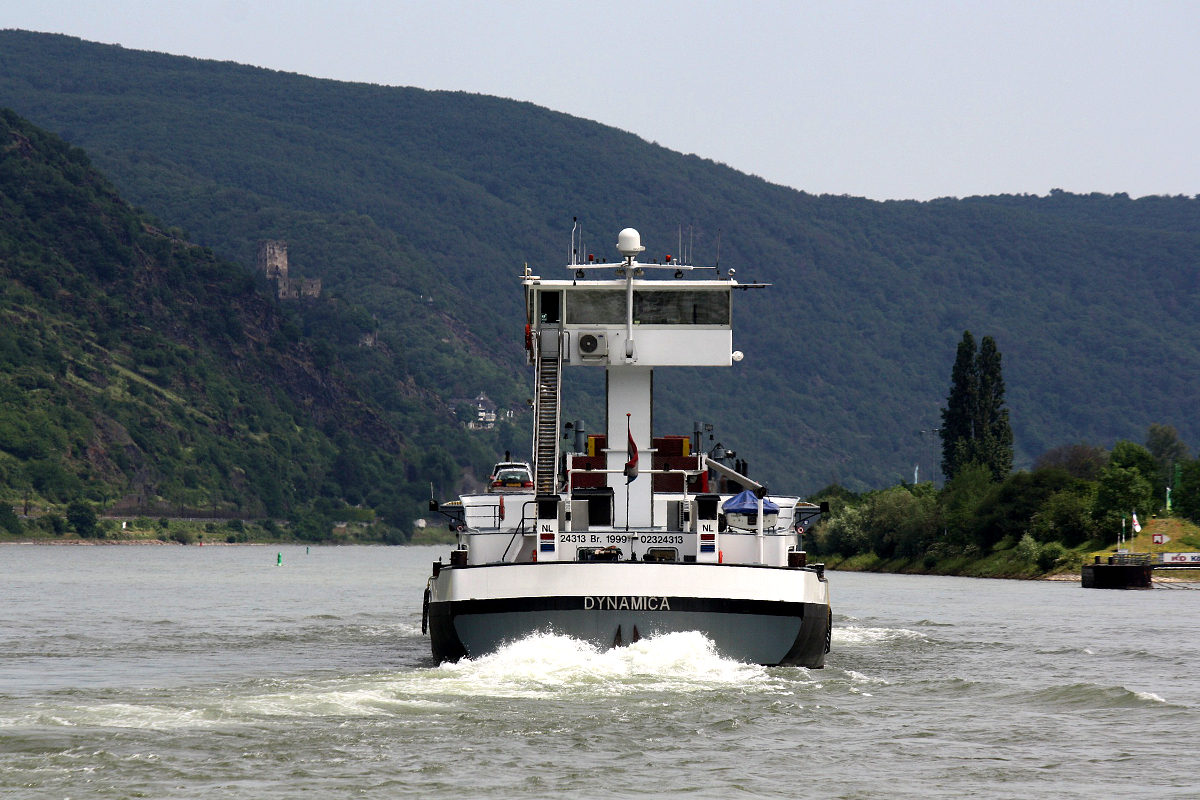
[1,545,1197,798]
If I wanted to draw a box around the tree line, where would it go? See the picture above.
[811,332,1200,573]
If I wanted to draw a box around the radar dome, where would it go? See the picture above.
[616,228,645,258]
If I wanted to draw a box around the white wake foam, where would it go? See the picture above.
[841,669,890,686]
[10,632,779,729]
[15,703,217,730]
[225,632,773,717]
[420,630,769,698]
[832,625,930,646]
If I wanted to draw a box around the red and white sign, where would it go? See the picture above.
[1161,552,1200,564]
[1152,533,1167,544]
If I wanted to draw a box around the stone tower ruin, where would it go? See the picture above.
[256,240,321,301]
[257,240,288,281]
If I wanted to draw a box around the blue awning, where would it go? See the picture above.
[722,489,779,514]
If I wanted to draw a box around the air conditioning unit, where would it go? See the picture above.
[577,331,608,360]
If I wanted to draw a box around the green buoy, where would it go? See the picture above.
[277,552,282,567]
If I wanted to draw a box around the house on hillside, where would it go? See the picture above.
[450,392,505,429]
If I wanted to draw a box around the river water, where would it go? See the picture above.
[1,545,1196,799]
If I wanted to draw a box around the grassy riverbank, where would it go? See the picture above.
[821,516,1200,580]
[407,526,457,545]
[821,544,1080,580]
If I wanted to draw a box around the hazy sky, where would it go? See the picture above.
[4,0,1198,200]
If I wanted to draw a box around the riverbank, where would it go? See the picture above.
[0,519,456,546]
[820,516,1200,582]
[820,547,1072,580]
[0,538,291,545]
[823,556,1200,583]
[0,534,456,546]
[1,512,456,546]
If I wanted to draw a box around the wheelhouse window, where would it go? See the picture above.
[565,288,730,326]
[565,289,625,324]
[634,290,730,325]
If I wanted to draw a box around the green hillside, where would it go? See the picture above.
[0,108,512,534]
[2,30,1197,493]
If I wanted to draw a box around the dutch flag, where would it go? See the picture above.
[624,417,638,484]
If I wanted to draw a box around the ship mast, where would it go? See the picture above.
[525,227,738,530]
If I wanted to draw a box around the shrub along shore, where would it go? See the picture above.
[814,511,1200,581]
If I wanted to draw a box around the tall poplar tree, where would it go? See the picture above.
[975,336,1014,481]
[940,332,1013,481]
[940,331,977,480]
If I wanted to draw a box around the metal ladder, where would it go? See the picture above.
[532,331,564,494]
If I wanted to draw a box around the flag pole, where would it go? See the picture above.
[628,412,638,532]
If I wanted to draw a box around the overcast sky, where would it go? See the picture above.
[4,0,1198,201]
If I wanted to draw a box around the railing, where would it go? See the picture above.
[500,501,538,562]
[467,502,503,530]
[1104,553,1152,566]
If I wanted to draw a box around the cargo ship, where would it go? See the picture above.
[423,227,831,666]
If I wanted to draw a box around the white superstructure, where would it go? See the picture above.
[425,227,831,667]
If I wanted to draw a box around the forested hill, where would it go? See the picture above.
[2,29,1198,493]
[0,108,503,530]
[960,190,1200,236]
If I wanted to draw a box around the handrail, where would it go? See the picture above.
[501,500,538,562]
[550,328,567,491]
[565,458,759,489]
[567,467,704,475]
[529,332,540,486]
[473,502,503,529]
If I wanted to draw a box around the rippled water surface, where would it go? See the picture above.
[1,545,1197,798]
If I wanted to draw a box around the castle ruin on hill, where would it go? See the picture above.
[256,240,321,300]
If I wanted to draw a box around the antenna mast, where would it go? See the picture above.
[570,217,579,265]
